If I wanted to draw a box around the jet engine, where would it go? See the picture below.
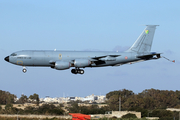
[54,61,71,70]
[74,59,91,68]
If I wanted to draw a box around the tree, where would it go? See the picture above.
[38,104,64,115]
[106,89,134,111]
[107,95,119,111]
[121,113,137,118]
[68,102,110,114]
[106,89,134,99]
[17,94,28,105]
[151,109,173,120]
[0,90,16,105]
[107,88,180,111]
[29,93,40,106]
[5,103,13,110]
[128,107,148,118]
[138,89,179,109]
[68,102,80,113]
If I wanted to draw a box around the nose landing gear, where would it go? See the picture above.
[71,68,84,74]
[22,67,27,73]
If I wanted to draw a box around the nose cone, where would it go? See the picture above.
[4,56,9,62]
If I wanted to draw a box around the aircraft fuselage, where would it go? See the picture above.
[5,50,138,67]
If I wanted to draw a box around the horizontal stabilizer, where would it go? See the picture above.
[137,53,162,59]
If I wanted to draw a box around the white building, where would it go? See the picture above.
[39,94,106,103]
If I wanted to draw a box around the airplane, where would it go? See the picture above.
[4,25,175,74]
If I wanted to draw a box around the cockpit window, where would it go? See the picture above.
[10,53,17,56]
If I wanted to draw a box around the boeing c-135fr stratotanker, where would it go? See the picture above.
[4,25,175,74]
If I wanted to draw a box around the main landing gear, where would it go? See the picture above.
[71,68,84,74]
[22,67,27,73]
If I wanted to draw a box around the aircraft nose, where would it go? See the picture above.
[4,56,9,62]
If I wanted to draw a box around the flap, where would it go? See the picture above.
[92,55,120,60]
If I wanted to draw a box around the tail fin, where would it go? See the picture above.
[127,25,159,54]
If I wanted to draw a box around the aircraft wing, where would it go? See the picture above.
[92,55,120,61]
[49,55,121,66]
[91,55,121,65]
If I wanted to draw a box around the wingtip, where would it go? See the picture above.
[146,25,160,26]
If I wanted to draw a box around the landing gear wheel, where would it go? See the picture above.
[79,69,84,74]
[22,69,27,73]
[71,69,77,74]
[71,69,84,74]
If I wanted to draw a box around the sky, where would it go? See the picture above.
[0,0,180,98]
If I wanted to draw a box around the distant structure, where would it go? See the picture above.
[91,111,141,119]
[39,94,106,104]
[166,108,180,112]
[111,111,141,118]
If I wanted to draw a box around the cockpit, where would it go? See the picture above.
[10,53,17,56]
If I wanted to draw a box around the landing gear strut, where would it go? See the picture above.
[22,67,27,73]
[71,68,84,74]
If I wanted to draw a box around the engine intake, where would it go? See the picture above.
[74,59,91,68]
[54,61,71,70]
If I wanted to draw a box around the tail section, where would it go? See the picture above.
[127,25,159,54]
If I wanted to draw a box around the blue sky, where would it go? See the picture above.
[0,0,180,98]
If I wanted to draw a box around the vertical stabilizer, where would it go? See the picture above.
[127,25,159,54]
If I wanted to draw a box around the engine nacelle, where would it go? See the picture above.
[55,61,71,70]
[74,59,91,68]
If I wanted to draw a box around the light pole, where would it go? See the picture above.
[64,112,65,120]
[17,111,19,120]
[148,111,152,117]
[119,97,121,111]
